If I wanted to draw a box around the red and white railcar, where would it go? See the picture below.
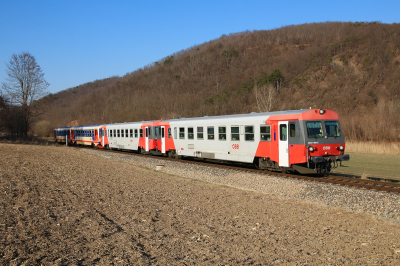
[69,125,102,147]
[146,109,349,174]
[100,121,155,152]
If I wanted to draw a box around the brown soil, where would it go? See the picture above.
[1,144,400,265]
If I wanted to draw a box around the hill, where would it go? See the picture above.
[38,22,400,141]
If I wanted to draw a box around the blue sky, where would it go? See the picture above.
[1,0,399,94]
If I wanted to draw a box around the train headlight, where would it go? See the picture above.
[308,146,315,152]
[319,109,325,115]
[338,145,344,151]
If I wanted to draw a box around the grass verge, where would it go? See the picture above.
[331,152,400,181]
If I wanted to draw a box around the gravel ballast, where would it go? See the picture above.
[84,148,400,223]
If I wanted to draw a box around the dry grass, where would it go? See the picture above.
[345,141,400,155]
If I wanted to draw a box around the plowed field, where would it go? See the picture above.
[1,144,400,265]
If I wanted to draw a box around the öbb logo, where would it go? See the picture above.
[232,144,239,149]
[323,146,331,150]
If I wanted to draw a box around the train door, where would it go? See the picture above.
[101,128,104,147]
[161,126,166,153]
[145,127,149,151]
[278,121,289,167]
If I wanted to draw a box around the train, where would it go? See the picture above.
[54,109,350,174]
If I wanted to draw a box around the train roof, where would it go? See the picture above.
[104,120,156,127]
[162,109,310,123]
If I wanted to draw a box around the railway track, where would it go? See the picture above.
[75,144,400,194]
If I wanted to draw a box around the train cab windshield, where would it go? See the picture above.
[306,122,324,138]
[325,121,341,137]
[306,121,341,138]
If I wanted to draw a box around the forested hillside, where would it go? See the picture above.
[37,22,400,141]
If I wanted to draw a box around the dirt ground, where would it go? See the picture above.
[1,143,400,265]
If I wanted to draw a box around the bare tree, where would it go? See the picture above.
[1,52,49,136]
[254,83,274,112]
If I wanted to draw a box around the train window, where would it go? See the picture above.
[145,128,148,137]
[155,127,159,136]
[197,127,203,139]
[188,127,194,139]
[174,127,177,139]
[135,129,138,138]
[179,127,185,139]
[325,121,341,137]
[207,127,214,140]
[290,124,296,138]
[245,126,254,141]
[306,122,324,138]
[121,129,124,138]
[219,127,226,140]
[168,128,171,139]
[140,129,143,138]
[130,129,133,138]
[114,129,116,137]
[117,129,120,138]
[280,124,287,141]
[260,125,271,141]
[125,129,128,138]
[162,127,165,138]
[231,126,240,140]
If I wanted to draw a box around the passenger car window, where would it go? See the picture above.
[135,129,138,138]
[174,127,177,139]
[188,127,194,139]
[130,129,133,138]
[219,127,226,140]
[140,129,143,138]
[168,128,171,139]
[197,127,203,139]
[126,129,129,138]
[231,126,240,141]
[245,126,254,141]
[179,127,185,139]
[118,129,120,138]
[260,125,271,141]
[207,127,214,140]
